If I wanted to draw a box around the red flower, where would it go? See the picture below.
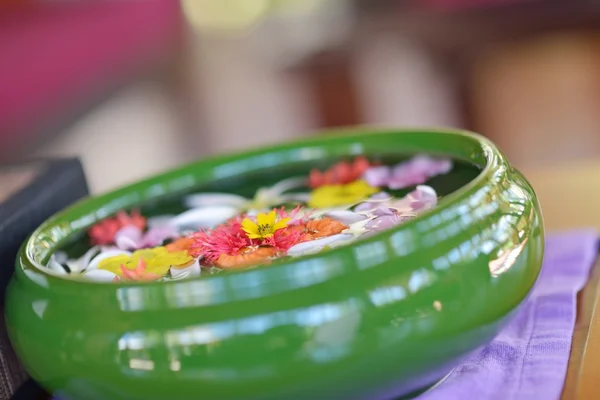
[263,225,306,251]
[309,156,371,188]
[189,223,251,264]
[88,210,146,245]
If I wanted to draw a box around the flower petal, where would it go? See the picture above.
[170,258,201,278]
[114,226,143,250]
[241,218,259,237]
[86,249,132,271]
[391,185,438,213]
[171,206,239,230]
[325,210,367,225]
[287,233,354,257]
[81,269,118,282]
[53,251,68,264]
[183,193,248,209]
[48,254,68,275]
[363,166,391,187]
[66,246,102,273]
[273,217,291,231]
[141,226,179,248]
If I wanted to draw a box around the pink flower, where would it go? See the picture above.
[190,223,252,264]
[363,155,452,190]
[88,210,146,245]
[114,225,179,250]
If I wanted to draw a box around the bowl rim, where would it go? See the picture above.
[15,127,505,301]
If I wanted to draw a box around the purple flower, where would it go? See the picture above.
[391,185,438,213]
[114,225,180,250]
[354,191,393,212]
[349,186,439,233]
[363,155,452,189]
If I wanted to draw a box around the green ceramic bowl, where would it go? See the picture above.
[5,129,544,400]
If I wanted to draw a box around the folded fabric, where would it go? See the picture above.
[419,230,598,400]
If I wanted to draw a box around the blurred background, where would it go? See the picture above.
[2,0,600,193]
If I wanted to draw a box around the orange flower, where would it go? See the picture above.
[309,156,371,189]
[215,246,279,269]
[114,258,162,282]
[303,217,347,240]
[89,210,146,245]
[166,237,194,254]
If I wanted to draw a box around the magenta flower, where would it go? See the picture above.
[363,155,452,190]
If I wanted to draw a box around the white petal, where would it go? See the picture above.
[266,176,308,195]
[325,210,367,225]
[86,250,132,271]
[309,206,353,219]
[82,269,118,282]
[65,246,102,273]
[344,218,377,236]
[171,206,239,230]
[79,246,102,270]
[183,193,247,209]
[287,234,354,257]
[170,258,201,278]
[147,215,176,229]
[47,255,68,274]
[53,251,68,264]
[115,233,140,250]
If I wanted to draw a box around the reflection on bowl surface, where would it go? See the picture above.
[6,129,544,400]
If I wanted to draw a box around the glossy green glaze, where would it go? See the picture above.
[5,129,544,400]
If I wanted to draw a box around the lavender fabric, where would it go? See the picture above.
[420,230,598,400]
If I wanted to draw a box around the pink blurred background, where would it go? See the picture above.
[2,0,600,192]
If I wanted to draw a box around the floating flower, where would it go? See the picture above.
[286,233,354,257]
[97,246,193,278]
[391,184,438,213]
[309,156,371,188]
[190,223,252,264]
[190,224,280,269]
[88,210,146,245]
[363,155,452,190]
[114,258,163,282]
[303,217,348,240]
[114,225,179,251]
[328,185,439,234]
[241,210,290,239]
[177,177,309,230]
[165,237,195,253]
[215,246,279,269]
[308,180,379,208]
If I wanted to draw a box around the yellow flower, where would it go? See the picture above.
[308,179,379,208]
[241,210,290,239]
[98,246,193,277]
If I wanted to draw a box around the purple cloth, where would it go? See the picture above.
[420,230,598,400]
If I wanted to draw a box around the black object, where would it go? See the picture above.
[0,158,89,400]
[10,379,48,400]
[0,158,89,300]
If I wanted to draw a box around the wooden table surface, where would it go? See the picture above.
[523,161,600,400]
